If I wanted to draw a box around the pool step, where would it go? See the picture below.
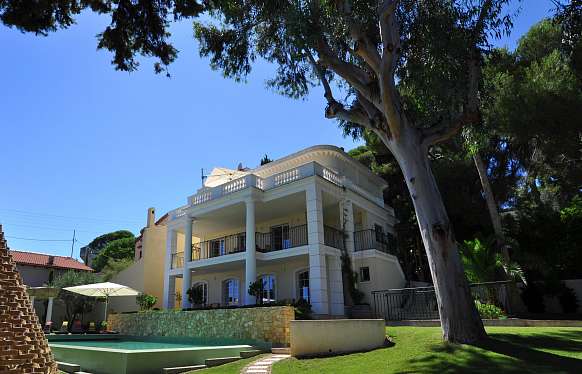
[57,362,81,373]
[271,347,291,355]
[161,365,206,373]
[205,356,242,367]
[240,349,262,359]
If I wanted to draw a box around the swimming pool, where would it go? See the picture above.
[48,336,254,374]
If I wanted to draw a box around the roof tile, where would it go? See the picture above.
[9,250,93,272]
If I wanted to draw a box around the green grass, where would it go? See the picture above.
[272,326,582,374]
[190,354,268,374]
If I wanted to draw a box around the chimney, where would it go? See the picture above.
[147,208,155,228]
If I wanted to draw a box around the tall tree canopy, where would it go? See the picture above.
[1,0,522,343]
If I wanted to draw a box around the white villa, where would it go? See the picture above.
[162,145,405,317]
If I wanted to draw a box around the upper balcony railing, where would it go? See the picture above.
[171,162,341,219]
[323,225,346,250]
[354,229,398,256]
[171,252,184,269]
[186,225,309,262]
[191,232,247,261]
[256,224,308,253]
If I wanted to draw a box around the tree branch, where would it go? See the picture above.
[349,24,381,75]
[314,37,382,111]
[377,0,402,140]
[306,48,375,130]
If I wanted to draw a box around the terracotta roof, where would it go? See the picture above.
[9,250,93,272]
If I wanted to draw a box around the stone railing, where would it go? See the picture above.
[108,306,294,345]
[169,162,342,218]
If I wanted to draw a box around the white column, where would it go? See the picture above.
[327,255,345,316]
[30,295,35,307]
[306,183,329,315]
[245,199,257,305]
[341,199,355,253]
[163,227,176,309]
[45,297,54,324]
[181,218,193,309]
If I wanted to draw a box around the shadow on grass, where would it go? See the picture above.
[490,329,582,353]
[400,330,582,374]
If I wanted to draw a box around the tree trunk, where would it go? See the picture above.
[390,130,486,343]
[473,152,510,262]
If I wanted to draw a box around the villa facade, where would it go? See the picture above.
[162,145,405,316]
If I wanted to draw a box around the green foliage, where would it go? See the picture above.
[92,236,136,272]
[51,270,102,324]
[187,284,206,306]
[101,258,133,281]
[475,300,506,319]
[558,286,579,314]
[293,298,312,320]
[520,282,546,313]
[509,195,582,279]
[0,1,203,75]
[136,293,157,311]
[460,238,525,284]
[248,279,264,305]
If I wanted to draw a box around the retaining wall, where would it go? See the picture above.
[108,306,294,345]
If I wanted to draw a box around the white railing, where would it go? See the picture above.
[182,162,342,210]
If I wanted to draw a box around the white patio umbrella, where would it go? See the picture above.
[63,282,139,321]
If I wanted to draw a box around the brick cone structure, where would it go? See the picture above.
[0,225,58,373]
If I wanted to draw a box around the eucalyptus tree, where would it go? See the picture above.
[191,0,519,343]
[1,0,519,343]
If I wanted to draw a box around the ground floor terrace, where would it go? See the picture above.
[164,250,403,314]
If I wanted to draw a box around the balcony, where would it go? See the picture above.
[171,162,342,219]
[354,229,397,256]
[171,252,184,269]
[256,224,308,253]
[191,232,246,261]
[188,225,309,262]
[324,225,345,250]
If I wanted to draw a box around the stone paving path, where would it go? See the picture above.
[241,354,290,374]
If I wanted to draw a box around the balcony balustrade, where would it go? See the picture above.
[256,224,308,253]
[184,225,309,262]
[170,162,342,219]
[354,229,398,255]
[170,252,184,269]
[323,225,346,250]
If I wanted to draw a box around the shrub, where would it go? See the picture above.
[558,286,579,313]
[293,298,313,320]
[136,293,157,311]
[521,282,546,313]
[186,285,206,306]
[475,300,506,319]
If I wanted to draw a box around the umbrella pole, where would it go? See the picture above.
[104,296,108,323]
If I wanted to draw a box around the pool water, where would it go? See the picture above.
[52,339,202,350]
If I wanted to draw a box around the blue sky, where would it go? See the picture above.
[0,1,555,259]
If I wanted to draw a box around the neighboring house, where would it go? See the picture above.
[163,145,406,317]
[108,208,168,312]
[11,250,93,286]
[10,249,94,327]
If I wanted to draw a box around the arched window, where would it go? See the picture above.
[190,282,208,306]
[222,278,239,306]
[296,270,309,302]
[259,274,276,303]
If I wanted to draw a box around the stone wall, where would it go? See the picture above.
[108,306,294,345]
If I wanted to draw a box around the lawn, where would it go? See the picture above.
[272,326,582,374]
